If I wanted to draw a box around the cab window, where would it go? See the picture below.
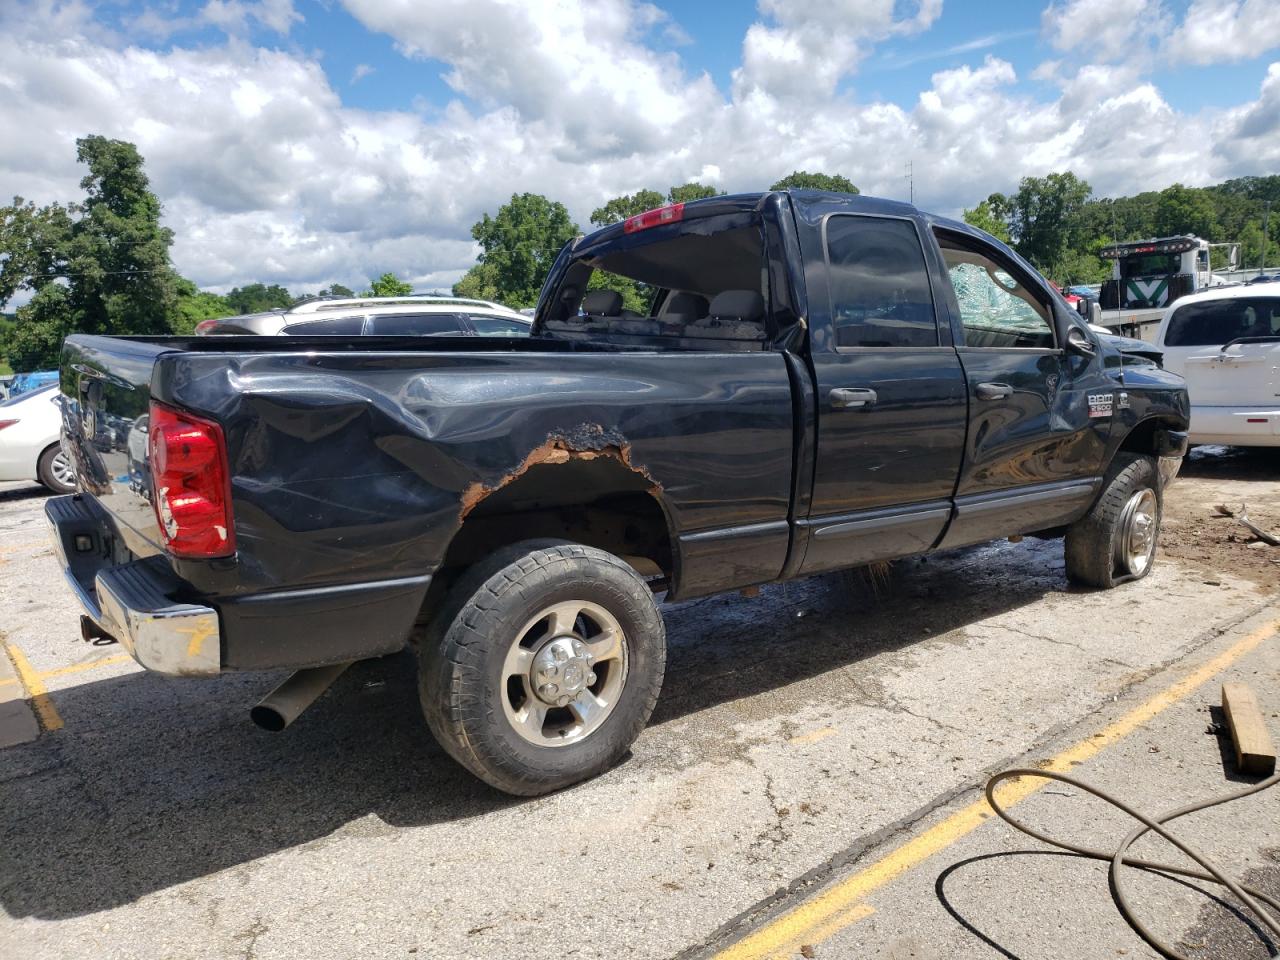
[935,234,1055,349]
[824,215,938,348]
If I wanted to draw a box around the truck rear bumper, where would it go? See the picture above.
[47,495,222,676]
[46,495,432,675]
[1188,406,1280,447]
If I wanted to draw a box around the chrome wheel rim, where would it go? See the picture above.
[1116,488,1157,577]
[501,600,628,747]
[50,451,75,489]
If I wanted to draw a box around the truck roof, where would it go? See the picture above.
[575,189,924,251]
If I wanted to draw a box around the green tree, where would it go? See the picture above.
[1152,183,1219,239]
[319,283,354,298]
[365,273,413,297]
[590,189,666,228]
[667,182,723,204]
[456,193,579,308]
[452,261,500,301]
[224,283,294,313]
[770,171,859,194]
[1006,172,1093,275]
[172,277,233,335]
[0,198,72,308]
[5,136,182,368]
[962,195,1012,243]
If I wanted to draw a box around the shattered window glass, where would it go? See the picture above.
[943,257,1055,349]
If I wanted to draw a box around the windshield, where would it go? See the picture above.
[1164,297,1280,346]
[1120,253,1180,279]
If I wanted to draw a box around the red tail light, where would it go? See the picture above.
[0,419,18,432]
[623,202,685,234]
[194,318,221,335]
[148,402,235,558]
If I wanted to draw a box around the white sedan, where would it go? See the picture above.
[0,385,76,493]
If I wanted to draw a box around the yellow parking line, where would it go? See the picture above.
[3,643,65,732]
[0,652,132,688]
[714,619,1278,960]
[39,654,133,681]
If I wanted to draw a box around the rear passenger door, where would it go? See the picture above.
[931,228,1107,549]
[798,213,968,575]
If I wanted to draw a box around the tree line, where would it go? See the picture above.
[3,134,1276,371]
[963,172,1280,285]
[0,136,416,369]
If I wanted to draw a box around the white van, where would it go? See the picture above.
[1153,281,1280,447]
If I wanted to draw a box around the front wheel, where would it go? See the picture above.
[419,540,666,796]
[1064,453,1161,589]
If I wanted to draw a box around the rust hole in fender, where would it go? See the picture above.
[458,425,661,521]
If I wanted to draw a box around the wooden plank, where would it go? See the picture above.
[1222,682,1277,776]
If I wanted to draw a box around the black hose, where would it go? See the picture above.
[985,767,1280,960]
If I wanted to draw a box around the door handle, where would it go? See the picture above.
[975,382,1013,401]
[830,387,877,409]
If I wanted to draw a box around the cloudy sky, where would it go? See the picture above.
[3,0,1278,296]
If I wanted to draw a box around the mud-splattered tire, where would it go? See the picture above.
[1064,453,1161,589]
[418,540,666,796]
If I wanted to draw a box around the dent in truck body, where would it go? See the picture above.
[146,346,795,603]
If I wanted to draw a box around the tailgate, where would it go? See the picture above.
[60,335,176,556]
[1181,341,1280,407]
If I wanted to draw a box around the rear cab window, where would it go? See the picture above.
[540,200,797,350]
[1163,298,1280,347]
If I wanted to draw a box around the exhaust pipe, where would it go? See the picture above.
[250,661,352,732]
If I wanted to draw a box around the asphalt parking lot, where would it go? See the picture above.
[1,446,1277,960]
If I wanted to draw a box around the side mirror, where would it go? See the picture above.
[1066,326,1096,358]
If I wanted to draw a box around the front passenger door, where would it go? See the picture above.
[933,229,1107,549]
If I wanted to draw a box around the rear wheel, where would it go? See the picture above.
[419,540,666,796]
[1064,453,1160,589]
[37,444,75,495]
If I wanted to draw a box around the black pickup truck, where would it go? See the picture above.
[50,190,1188,795]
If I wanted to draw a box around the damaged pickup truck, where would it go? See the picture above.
[50,191,1189,795]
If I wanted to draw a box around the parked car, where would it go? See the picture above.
[0,385,75,493]
[4,369,59,399]
[50,190,1188,796]
[1153,280,1279,447]
[194,295,532,337]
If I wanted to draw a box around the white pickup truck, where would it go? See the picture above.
[1153,281,1280,447]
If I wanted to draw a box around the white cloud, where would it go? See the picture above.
[1042,0,1167,64]
[1166,0,1280,65]
[199,0,302,36]
[351,63,375,84]
[735,0,943,99]
[340,0,720,158]
[1,0,1278,299]
[1043,0,1280,66]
